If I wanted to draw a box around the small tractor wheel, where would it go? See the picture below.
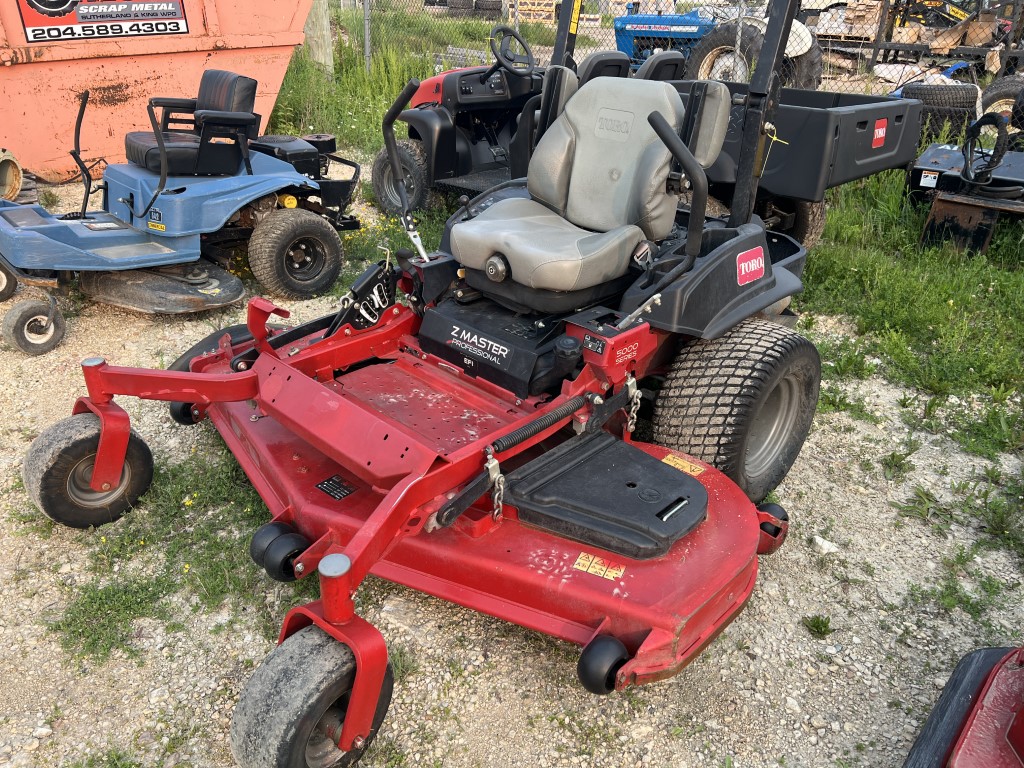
[577,635,629,695]
[23,413,154,528]
[166,324,264,425]
[981,76,1024,136]
[654,318,821,503]
[371,140,428,216]
[686,23,763,83]
[230,626,394,768]
[2,299,65,355]
[0,261,17,302]
[249,210,343,299]
[263,531,312,582]
[249,521,296,569]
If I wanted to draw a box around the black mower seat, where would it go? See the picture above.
[635,50,687,81]
[124,131,203,175]
[576,50,632,85]
[451,77,729,306]
[125,69,260,177]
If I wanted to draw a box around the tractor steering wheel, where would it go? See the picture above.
[488,25,537,79]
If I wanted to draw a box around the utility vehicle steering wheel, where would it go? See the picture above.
[486,25,537,80]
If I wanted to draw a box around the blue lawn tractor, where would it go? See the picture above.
[613,2,824,89]
[0,70,360,355]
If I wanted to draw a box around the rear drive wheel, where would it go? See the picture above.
[0,262,17,302]
[2,299,65,355]
[249,210,343,299]
[230,626,394,768]
[23,413,154,528]
[653,318,821,502]
[784,200,827,250]
[371,140,428,216]
[686,24,763,84]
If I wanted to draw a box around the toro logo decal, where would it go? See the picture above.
[736,246,765,286]
[872,118,887,149]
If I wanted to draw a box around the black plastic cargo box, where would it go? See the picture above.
[677,84,923,203]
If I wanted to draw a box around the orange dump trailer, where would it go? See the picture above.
[0,0,314,182]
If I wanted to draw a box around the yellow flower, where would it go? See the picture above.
[183,563,191,573]
[100,536,107,543]
[183,498,193,507]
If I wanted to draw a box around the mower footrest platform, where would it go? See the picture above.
[505,432,707,560]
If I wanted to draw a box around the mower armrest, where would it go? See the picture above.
[151,97,198,132]
[194,110,259,128]
[150,97,198,110]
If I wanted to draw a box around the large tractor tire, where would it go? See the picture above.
[981,76,1024,137]
[687,24,764,84]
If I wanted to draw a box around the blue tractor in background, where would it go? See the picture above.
[614,2,824,89]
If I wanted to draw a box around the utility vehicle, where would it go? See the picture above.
[23,0,918,764]
[371,14,920,251]
[0,69,359,355]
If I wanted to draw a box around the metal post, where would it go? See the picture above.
[363,0,371,73]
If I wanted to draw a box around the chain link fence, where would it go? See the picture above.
[337,0,1023,97]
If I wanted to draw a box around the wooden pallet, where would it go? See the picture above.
[516,0,555,22]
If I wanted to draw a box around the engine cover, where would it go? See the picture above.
[418,299,564,397]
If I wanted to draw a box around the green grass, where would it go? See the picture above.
[803,170,1024,399]
[801,614,833,638]
[65,750,144,768]
[49,446,283,658]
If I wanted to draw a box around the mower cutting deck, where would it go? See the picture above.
[24,0,823,764]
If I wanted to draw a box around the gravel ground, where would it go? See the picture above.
[0,209,1021,767]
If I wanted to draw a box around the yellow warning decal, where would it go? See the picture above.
[661,453,705,476]
[569,0,583,33]
[573,552,626,581]
[148,221,167,232]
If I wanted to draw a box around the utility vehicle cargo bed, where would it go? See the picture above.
[678,84,923,202]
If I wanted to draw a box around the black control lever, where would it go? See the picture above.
[382,79,429,260]
[648,112,707,260]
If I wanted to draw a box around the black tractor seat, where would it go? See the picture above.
[124,69,260,177]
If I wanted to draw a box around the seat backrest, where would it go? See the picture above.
[527,78,685,241]
[537,65,579,140]
[196,70,258,113]
[682,80,731,168]
[576,50,632,86]
[634,50,687,81]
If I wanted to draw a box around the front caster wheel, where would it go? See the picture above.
[2,299,65,355]
[231,625,394,768]
[0,261,17,301]
[23,413,154,528]
[578,635,629,695]
[249,521,296,569]
[263,531,312,582]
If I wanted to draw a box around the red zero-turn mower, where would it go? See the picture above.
[24,0,821,764]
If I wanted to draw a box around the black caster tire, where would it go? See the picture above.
[231,626,394,768]
[654,318,821,503]
[249,210,344,299]
[2,300,65,355]
[249,521,295,569]
[371,140,428,216]
[263,531,311,582]
[578,635,629,695]
[23,413,154,528]
[0,261,17,302]
[757,502,789,538]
